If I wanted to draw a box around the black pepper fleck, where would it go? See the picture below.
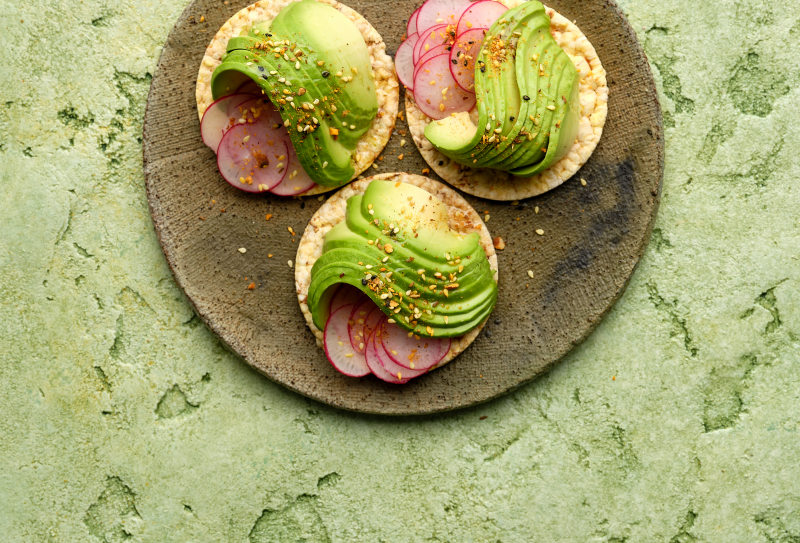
[523,95,530,100]
[438,161,443,166]
[322,71,330,77]
[451,59,458,65]
[484,329,493,338]
[361,278,368,285]
[258,66,265,72]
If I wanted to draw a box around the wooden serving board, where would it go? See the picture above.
[143,0,663,415]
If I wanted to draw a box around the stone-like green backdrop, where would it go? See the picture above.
[1,0,799,541]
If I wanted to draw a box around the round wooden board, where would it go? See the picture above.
[143,0,663,415]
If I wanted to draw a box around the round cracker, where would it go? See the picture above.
[295,172,499,371]
[195,0,400,195]
[406,1,608,201]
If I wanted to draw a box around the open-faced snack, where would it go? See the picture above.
[296,173,499,383]
[401,0,608,200]
[196,0,399,196]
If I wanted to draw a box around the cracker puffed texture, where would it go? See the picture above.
[406,1,608,201]
[295,172,499,369]
[196,0,400,195]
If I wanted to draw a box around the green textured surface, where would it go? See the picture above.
[1,0,799,541]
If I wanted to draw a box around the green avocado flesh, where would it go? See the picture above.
[307,181,498,338]
[424,1,580,176]
[211,0,378,187]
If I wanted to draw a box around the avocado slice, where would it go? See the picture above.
[424,1,580,175]
[307,181,498,338]
[210,0,378,187]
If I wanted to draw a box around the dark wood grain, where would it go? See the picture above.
[143,0,663,415]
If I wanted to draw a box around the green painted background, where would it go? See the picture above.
[1,0,799,541]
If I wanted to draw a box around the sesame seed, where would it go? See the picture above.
[547,105,556,110]
[580,178,587,186]
[484,214,490,222]
[295,61,301,69]
[535,206,539,213]
[242,135,250,143]
[527,270,534,279]
[238,247,247,253]
[288,260,293,267]
[345,353,354,358]
[536,229,544,235]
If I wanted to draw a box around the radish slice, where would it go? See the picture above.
[413,24,448,64]
[456,0,507,36]
[324,304,370,377]
[233,97,283,127]
[416,43,450,76]
[269,143,317,195]
[330,284,364,315]
[348,297,373,351]
[227,93,259,118]
[412,53,477,119]
[406,6,420,36]
[395,34,418,89]
[365,320,412,383]
[449,28,487,92]
[201,94,253,152]
[216,121,290,193]
[381,320,450,370]
[376,323,429,379]
[416,0,471,36]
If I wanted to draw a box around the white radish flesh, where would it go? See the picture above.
[348,297,373,351]
[375,323,429,379]
[415,43,450,80]
[412,53,477,119]
[365,320,411,383]
[200,93,253,152]
[413,24,448,64]
[416,0,471,36]
[381,320,450,370]
[268,141,317,196]
[216,122,289,193]
[456,0,507,36]
[406,6,421,36]
[395,34,419,89]
[324,304,370,377]
[449,28,488,92]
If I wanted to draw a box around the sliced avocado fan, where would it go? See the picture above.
[307,181,498,338]
[424,1,580,176]
[211,0,378,187]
